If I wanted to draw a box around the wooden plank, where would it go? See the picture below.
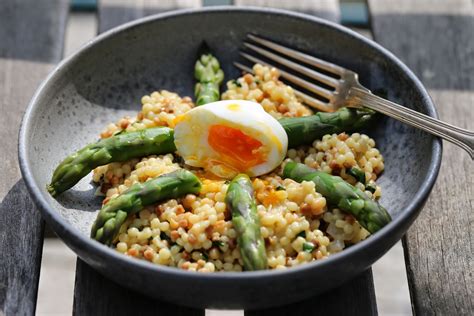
[403,91,473,315]
[368,0,473,15]
[73,259,204,316]
[98,0,202,33]
[76,2,376,315]
[368,0,473,91]
[237,2,375,315]
[368,1,474,314]
[234,0,341,22]
[73,1,204,315]
[246,270,377,316]
[0,1,68,63]
[0,0,69,315]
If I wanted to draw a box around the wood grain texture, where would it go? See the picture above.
[368,1,474,91]
[246,270,377,316]
[98,0,202,33]
[368,1,474,314]
[0,1,69,315]
[0,0,68,63]
[242,3,375,315]
[403,91,473,315]
[369,0,473,15]
[72,2,205,315]
[75,1,376,315]
[73,259,204,316]
[234,0,340,22]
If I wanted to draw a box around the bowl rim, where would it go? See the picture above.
[18,6,442,282]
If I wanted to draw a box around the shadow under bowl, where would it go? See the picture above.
[19,7,441,310]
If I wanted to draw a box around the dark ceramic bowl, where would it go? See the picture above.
[19,7,441,310]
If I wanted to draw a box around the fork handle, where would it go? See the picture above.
[349,87,474,159]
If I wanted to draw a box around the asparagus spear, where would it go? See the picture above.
[48,108,374,197]
[283,162,391,233]
[47,127,176,196]
[91,169,201,245]
[194,53,224,105]
[225,174,267,270]
[279,107,375,148]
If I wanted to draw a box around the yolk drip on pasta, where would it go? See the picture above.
[208,124,266,171]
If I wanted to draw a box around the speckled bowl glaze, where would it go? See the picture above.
[19,7,442,309]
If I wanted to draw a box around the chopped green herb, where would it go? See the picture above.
[202,252,209,261]
[303,242,315,253]
[276,185,286,191]
[255,79,261,84]
[347,167,366,184]
[174,155,185,165]
[212,240,224,248]
[296,231,306,238]
[160,232,171,241]
[231,79,242,87]
[366,183,377,194]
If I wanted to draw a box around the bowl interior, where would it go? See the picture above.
[20,8,439,308]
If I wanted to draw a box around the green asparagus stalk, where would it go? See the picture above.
[91,169,201,245]
[225,174,267,270]
[48,107,374,197]
[47,127,176,197]
[279,107,375,148]
[194,53,224,105]
[283,162,391,233]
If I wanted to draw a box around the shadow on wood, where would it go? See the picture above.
[0,180,44,315]
[73,259,205,316]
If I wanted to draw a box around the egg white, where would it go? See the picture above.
[174,100,288,178]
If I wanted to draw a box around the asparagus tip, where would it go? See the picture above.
[46,184,57,197]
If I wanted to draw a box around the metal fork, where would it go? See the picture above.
[235,34,474,159]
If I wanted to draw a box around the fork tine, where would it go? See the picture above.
[233,62,253,74]
[293,90,335,112]
[247,34,345,76]
[244,42,339,88]
[233,62,333,112]
[240,52,334,101]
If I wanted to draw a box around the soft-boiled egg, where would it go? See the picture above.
[174,100,288,178]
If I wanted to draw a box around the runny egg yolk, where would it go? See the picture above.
[173,100,288,179]
[207,124,266,171]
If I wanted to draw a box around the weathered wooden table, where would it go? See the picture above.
[0,0,472,315]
